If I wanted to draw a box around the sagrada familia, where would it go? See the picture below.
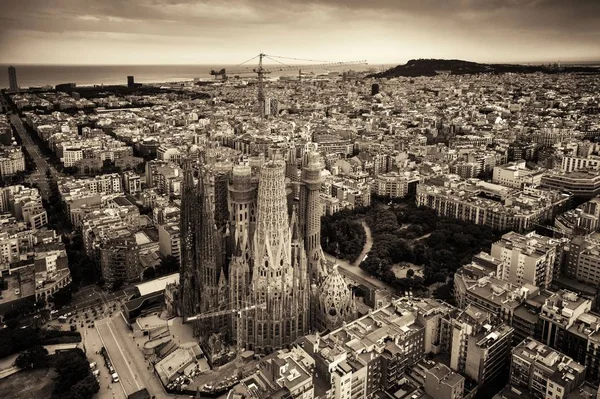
[178,145,356,355]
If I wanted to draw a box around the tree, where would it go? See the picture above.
[157,255,179,276]
[406,269,415,278]
[15,345,48,369]
[101,159,120,174]
[53,348,98,399]
[50,283,74,309]
[67,374,100,399]
[143,266,156,280]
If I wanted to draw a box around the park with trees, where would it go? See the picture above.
[320,207,368,263]
[321,197,501,298]
[10,347,99,399]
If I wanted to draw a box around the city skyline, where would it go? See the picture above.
[1,0,599,65]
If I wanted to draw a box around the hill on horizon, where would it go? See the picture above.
[370,58,600,78]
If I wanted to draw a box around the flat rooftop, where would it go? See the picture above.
[0,271,35,305]
[134,273,179,297]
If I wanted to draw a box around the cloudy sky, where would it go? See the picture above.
[0,0,599,65]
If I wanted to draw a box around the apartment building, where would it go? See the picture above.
[453,264,534,325]
[448,305,513,385]
[0,145,26,177]
[99,229,140,286]
[373,171,420,199]
[565,234,600,285]
[158,222,181,263]
[423,362,465,399]
[490,231,565,289]
[492,161,544,189]
[304,297,449,399]
[0,231,19,270]
[416,178,570,232]
[539,290,592,350]
[123,170,142,194]
[509,337,586,399]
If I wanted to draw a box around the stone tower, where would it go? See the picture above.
[195,171,220,338]
[228,165,257,253]
[180,161,200,320]
[299,151,327,281]
[240,160,309,353]
[229,238,250,346]
[316,264,356,332]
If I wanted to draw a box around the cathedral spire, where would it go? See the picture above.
[180,159,200,320]
[239,160,309,353]
[299,151,327,282]
[290,206,301,242]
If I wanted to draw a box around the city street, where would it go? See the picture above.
[55,285,132,318]
[96,318,141,396]
[94,315,165,398]
[8,113,55,200]
[81,327,127,399]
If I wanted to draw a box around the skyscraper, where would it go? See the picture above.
[8,66,18,92]
[127,75,135,89]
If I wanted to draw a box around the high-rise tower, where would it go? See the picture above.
[240,160,309,353]
[229,238,250,347]
[180,162,200,320]
[195,172,220,337]
[299,151,327,281]
[8,66,18,92]
[180,163,225,340]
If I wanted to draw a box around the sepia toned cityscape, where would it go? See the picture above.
[1,1,600,399]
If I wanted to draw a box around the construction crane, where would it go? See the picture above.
[185,301,266,352]
[210,53,367,118]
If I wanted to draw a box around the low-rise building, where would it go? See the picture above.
[0,145,26,177]
[423,362,465,399]
[492,161,544,189]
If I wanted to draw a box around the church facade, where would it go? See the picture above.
[179,148,356,354]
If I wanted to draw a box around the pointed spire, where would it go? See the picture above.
[233,235,243,257]
[290,206,301,242]
[196,166,205,197]
[218,263,227,288]
[183,158,195,195]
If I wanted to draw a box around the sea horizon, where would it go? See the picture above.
[0,63,387,89]
[1,60,599,90]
